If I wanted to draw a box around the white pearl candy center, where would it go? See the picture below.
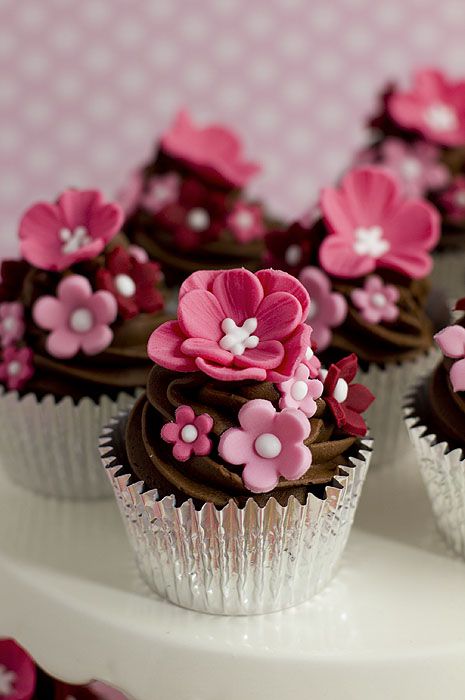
[69,308,93,333]
[219,317,259,356]
[291,379,309,402]
[59,225,91,254]
[115,273,136,298]
[7,361,21,377]
[371,292,387,308]
[2,317,15,332]
[254,433,282,459]
[424,103,458,132]
[353,226,390,258]
[234,210,254,229]
[333,378,348,403]
[284,244,302,266]
[187,207,210,231]
[181,424,198,443]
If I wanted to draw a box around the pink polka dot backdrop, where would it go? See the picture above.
[1,0,465,257]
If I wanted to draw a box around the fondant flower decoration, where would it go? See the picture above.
[439,176,465,223]
[319,166,440,279]
[0,639,36,700]
[32,275,117,359]
[387,69,465,146]
[161,109,260,187]
[126,244,149,264]
[298,267,347,351]
[218,398,311,493]
[0,303,25,347]
[141,172,181,214]
[434,324,465,392]
[155,179,226,250]
[265,221,313,276]
[19,189,123,272]
[148,268,311,382]
[303,344,321,379]
[351,275,400,325]
[278,363,323,417]
[161,405,213,461]
[320,354,375,437]
[96,246,164,320]
[116,170,143,217]
[0,346,34,391]
[227,202,265,243]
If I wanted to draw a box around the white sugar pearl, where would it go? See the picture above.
[2,317,15,332]
[69,308,93,333]
[371,292,387,308]
[291,379,308,401]
[307,299,319,321]
[181,424,198,443]
[284,244,302,266]
[7,361,21,376]
[333,378,348,403]
[187,207,210,231]
[305,346,313,360]
[115,273,136,298]
[254,433,282,459]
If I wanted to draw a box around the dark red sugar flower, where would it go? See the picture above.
[456,297,465,312]
[96,246,164,320]
[265,221,313,276]
[320,353,374,437]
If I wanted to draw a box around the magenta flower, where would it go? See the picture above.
[218,399,311,493]
[116,170,143,218]
[0,303,25,347]
[0,346,34,391]
[161,109,261,187]
[434,324,465,392]
[298,267,347,352]
[0,639,36,700]
[161,405,213,461]
[32,275,117,359]
[148,268,311,382]
[319,166,440,280]
[19,189,123,272]
[277,363,323,417]
[351,275,400,324]
[439,176,465,223]
[388,69,465,146]
[227,202,265,243]
[141,172,181,214]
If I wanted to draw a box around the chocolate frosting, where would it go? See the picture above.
[124,364,359,508]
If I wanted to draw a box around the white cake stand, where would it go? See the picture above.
[1,449,464,700]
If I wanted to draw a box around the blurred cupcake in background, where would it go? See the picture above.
[118,110,269,287]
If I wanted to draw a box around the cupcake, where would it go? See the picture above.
[266,166,441,466]
[119,110,268,287]
[405,297,465,555]
[0,188,170,499]
[101,267,374,614]
[361,67,465,297]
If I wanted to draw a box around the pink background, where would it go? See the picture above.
[1,0,465,257]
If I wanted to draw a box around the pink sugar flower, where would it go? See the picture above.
[299,267,347,352]
[32,275,117,359]
[227,202,265,243]
[116,170,143,218]
[388,69,465,146]
[278,363,323,417]
[434,324,465,392]
[148,268,311,382]
[0,303,25,347]
[19,189,123,272]
[439,176,465,223]
[0,639,36,700]
[351,275,400,324]
[0,346,34,391]
[141,172,181,214]
[218,399,311,493]
[319,166,440,280]
[161,405,213,461]
[161,109,261,187]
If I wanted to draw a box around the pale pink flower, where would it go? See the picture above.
[278,363,323,417]
[227,203,265,243]
[0,303,25,347]
[299,267,347,351]
[351,275,400,324]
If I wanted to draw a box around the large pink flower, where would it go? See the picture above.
[319,166,439,279]
[434,324,465,392]
[218,399,311,493]
[387,69,465,146]
[19,189,123,272]
[33,275,117,359]
[299,267,347,351]
[161,109,261,187]
[148,268,311,382]
[0,639,36,700]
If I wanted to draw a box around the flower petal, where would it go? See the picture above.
[242,461,279,493]
[279,444,312,481]
[450,358,465,392]
[212,268,263,321]
[267,324,311,382]
[193,435,212,456]
[181,338,233,365]
[19,203,62,270]
[178,289,224,340]
[161,422,180,443]
[233,340,284,369]
[194,413,214,433]
[256,268,310,321]
[434,325,465,358]
[218,427,254,466]
[175,405,195,426]
[275,407,311,443]
[91,290,118,325]
[81,324,113,355]
[58,275,92,305]
[173,442,193,462]
[47,328,81,359]
[179,269,222,298]
[345,384,375,413]
[319,235,376,279]
[32,297,66,331]
[255,292,300,340]
[196,357,266,381]
[147,321,197,372]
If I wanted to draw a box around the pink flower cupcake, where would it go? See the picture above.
[0,189,170,499]
[101,267,374,614]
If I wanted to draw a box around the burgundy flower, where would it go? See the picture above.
[320,354,374,437]
[265,221,313,276]
[96,246,164,320]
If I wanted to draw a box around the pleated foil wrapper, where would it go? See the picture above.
[0,388,139,500]
[100,412,373,615]
[404,380,465,557]
[358,349,438,469]
[431,249,465,302]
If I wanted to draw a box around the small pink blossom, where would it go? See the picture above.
[227,203,265,243]
[0,346,34,391]
[434,324,465,392]
[116,170,143,218]
[161,405,213,461]
[299,267,347,352]
[0,639,36,700]
[439,176,465,223]
[0,303,25,347]
[32,275,117,359]
[19,189,123,272]
[278,363,323,417]
[351,275,400,324]
[218,399,311,493]
[141,172,181,214]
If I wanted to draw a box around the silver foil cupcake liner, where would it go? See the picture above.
[431,249,465,302]
[100,413,373,615]
[404,380,465,557]
[0,388,138,500]
[358,349,438,469]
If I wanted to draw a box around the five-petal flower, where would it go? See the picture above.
[299,266,347,351]
[278,363,323,417]
[0,346,34,392]
[434,324,465,392]
[161,405,213,461]
[0,303,25,347]
[351,275,400,325]
[227,202,265,243]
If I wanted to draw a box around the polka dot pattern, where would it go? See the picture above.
[0,0,463,256]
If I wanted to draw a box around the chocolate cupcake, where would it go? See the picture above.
[118,110,268,287]
[101,267,374,614]
[0,188,170,499]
